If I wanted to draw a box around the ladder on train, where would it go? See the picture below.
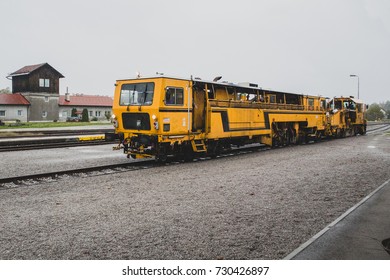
[191,139,207,153]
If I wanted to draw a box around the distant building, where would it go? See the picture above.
[0,93,30,122]
[5,62,113,122]
[58,93,113,121]
[7,63,64,121]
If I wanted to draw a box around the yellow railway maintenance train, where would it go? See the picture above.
[111,75,367,161]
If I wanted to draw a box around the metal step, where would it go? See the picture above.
[191,139,207,152]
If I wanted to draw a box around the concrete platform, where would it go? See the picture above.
[286,178,390,260]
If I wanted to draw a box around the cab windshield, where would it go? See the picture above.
[120,82,154,106]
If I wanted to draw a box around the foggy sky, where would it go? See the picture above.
[1,0,389,104]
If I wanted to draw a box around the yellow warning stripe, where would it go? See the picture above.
[78,135,105,141]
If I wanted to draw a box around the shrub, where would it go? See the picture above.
[81,108,89,122]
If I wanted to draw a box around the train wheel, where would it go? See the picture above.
[314,131,322,142]
[285,128,295,145]
[180,144,194,162]
[209,143,221,159]
[296,130,305,144]
[360,125,367,135]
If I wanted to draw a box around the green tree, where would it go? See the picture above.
[104,111,111,120]
[0,87,11,94]
[379,100,390,119]
[81,108,89,122]
[71,108,77,117]
[366,103,385,121]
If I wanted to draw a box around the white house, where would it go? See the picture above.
[58,93,113,121]
[0,93,30,122]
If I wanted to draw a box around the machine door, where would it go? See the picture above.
[192,87,206,132]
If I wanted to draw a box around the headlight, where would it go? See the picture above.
[111,114,116,119]
[152,114,157,120]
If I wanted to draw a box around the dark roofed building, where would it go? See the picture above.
[8,63,64,94]
[5,62,113,122]
[58,94,113,121]
[0,93,31,122]
[7,63,64,121]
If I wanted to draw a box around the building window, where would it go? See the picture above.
[165,87,184,105]
[95,111,101,117]
[18,110,23,116]
[0,110,6,117]
[39,78,50,88]
[42,111,47,118]
[89,111,93,117]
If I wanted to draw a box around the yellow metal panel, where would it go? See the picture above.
[78,135,105,141]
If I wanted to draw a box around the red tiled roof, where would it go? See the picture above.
[0,93,30,105]
[9,63,64,78]
[59,95,113,107]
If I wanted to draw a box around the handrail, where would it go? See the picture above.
[208,99,324,111]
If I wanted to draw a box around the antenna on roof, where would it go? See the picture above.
[136,71,141,78]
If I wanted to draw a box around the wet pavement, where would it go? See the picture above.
[286,178,390,259]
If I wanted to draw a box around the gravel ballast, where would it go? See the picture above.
[0,133,389,259]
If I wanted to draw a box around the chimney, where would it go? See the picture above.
[65,87,70,102]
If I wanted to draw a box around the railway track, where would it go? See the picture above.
[0,123,387,153]
[1,124,388,188]
[0,128,114,139]
[0,160,157,189]
[366,123,390,134]
[0,138,115,152]
[0,144,271,189]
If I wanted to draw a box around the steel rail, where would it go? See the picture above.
[1,131,387,189]
[0,128,114,139]
[0,139,116,152]
[0,144,272,189]
[366,123,390,134]
[0,159,157,188]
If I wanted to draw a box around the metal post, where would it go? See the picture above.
[350,74,360,99]
[357,76,360,99]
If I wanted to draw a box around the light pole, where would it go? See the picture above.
[350,74,360,99]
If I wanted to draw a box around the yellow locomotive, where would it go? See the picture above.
[327,97,367,137]
[111,75,366,161]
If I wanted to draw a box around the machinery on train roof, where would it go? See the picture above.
[110,75,367,161]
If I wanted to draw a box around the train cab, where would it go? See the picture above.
[328,97,367,137]
[112,76,193,160]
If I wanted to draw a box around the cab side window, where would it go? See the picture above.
[165,87,184,105]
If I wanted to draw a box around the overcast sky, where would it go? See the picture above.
[1,0,389,104]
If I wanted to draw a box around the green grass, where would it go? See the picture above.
[0,121,112,129]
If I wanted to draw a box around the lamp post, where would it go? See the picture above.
[350,74,359,99]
